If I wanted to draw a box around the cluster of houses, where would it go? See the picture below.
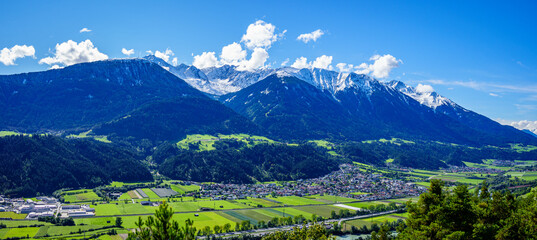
[0,196,59,219]
[199,164,426,201]
[0,196,95,219]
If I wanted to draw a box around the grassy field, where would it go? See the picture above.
[267,196,324,206]
[139,188,160,199]
[346,201,387,209]
[305,194,357,203]
[62,189,101,202]
[295,205,349,218]
[81,212,236,229]
[0,220,51,228]
[362,138,415,145]
[343,215,402,229]
[507,171,537,180]
[176,134,278,151]
[235,198,281,208]
[0,131,23,137]
[308,140,334,149]
[510,143,537,153]
[66,130,111,143]
[429,173,486,185]
[173,184,200,193]
[2,227,40,238]
[0,211,27,219]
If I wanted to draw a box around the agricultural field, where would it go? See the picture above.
[173,184,200,193]
[235,197,281,208]
[506,171,537,180]
[0,211,27,219]
[107,181,152,187]
[266,196,324,206]
[295,205,349,218]
[429,173,486,185]
[141,188,160,199]
[151,188,178,198]
[343,214,403,229]
[1,227,40,239]
[62,189,101,202]
[305,194,357,203]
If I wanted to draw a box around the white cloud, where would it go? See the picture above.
[241,20,285,49]
[192,52,218,69]
[489,93,499,97]
[154,48,174,63]
[50,65,62,70]
[415,84,435,94]
[291,57,310,69]
[121,48,134,56]
[368,54,401,78]
[281,58,289,66]
[0,45,36,66]
[39,39,108,66]
[80,28,92,33]
[237,48,269,71]
[297,29,324,43]
[220,42,247,65]
[497,119,537,135]
[312,55,333,70]
[171,57,178,67]
[336,63,355,73]
[291,55,333,70]
[336,54,401,79]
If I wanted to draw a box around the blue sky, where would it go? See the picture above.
[1,0,537,127]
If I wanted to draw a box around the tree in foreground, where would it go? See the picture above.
[127,201,197,240]
[261,223,335,240]
[396,179,537,240]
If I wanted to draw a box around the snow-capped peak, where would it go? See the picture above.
[388,80,453,108]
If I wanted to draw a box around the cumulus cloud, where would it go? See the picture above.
[241,20,285,49]
[291,55,333,70]
[171,57,178,66]
[154,48,174,63]
[80,28,92,33]
[291,57,309,69]
[0,45,36,66]
[336,54,401,79]
[497,119,537,135]
[39,40,108,66]
[237,48,269,71]
[368,54,401,78]
[297,29,324,43]
[121,48,134,56]
[193,52,218,69]
[415,84,435,94]
[311,55,333,70]
[220,42,247,65]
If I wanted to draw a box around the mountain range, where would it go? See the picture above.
[1,56,535,147]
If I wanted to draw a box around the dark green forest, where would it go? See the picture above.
[0,135,152,197]
[156,141,341,183]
